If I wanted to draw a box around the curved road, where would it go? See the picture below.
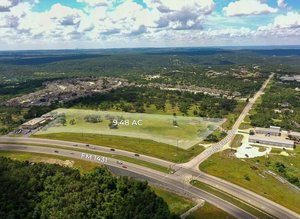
[0,142,299,219]
[0,144,256,219]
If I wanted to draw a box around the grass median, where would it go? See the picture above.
[151,186,195,216]
[187,202,236,219]
[33,132,205,163]
[1,143,171,173]
[190,180,275,219]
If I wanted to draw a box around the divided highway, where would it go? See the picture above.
[0,144,256,219]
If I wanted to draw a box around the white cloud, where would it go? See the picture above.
[0,0,20,12]
[277,0,287,8]
[1,0,300,49]
[144,0,215,30]
[77,0,109,7]
[256,12,300,39]
[223,0,278,17]
[272,12,300,28]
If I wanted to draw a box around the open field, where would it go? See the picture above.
[199,149,300,214]
[35,108,224,149]
[151,187,195,216]
[187,202,236,219]
[33,132,206,163]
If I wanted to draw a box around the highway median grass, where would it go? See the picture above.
[186,202,236,219]
[1,143,171,173]
[33,132,206,163]
[151,187,195,216]
[190,180,274,219]
[199,149,300,214]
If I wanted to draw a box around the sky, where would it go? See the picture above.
[0,0,300,50]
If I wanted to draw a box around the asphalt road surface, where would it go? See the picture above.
[1,143,299,219]
[0,144,256,219]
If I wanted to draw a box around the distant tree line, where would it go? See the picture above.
[66,87,237,118]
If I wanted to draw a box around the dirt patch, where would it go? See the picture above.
[40,158,74,167]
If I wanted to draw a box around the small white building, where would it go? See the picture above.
[249,135,294,149]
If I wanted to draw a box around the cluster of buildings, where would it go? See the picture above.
[249,126,299,149]
[143,83,241,99]
[279,75,300,83]
[4,77,128,107]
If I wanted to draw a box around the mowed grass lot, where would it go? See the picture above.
[187,202,236,219]
[230,134,244,148]
[35,108,224,149]
[34,132,206,163]
[151,187,195,216]
[200,149,300,214]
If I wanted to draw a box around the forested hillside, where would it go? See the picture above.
[0,157,176,219]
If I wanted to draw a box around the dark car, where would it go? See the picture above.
[110,148,115,151]
[54,150,59,153]
[134,153,140,157]
[86,144,90,147]
[122,165,127,169]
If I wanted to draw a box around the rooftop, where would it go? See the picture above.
[255,127,281,134]
[22,118,45,126]
[249,135,294,145]
[289,131,300,138]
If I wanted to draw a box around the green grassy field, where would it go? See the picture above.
[35,108,224,149]
[199,149,300,214]
[187,202,236,219]
[33,132,206,163]
[151,187,195,215]
[230,134,244,148]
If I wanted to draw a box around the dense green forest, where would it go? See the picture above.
[250,81,300,131]
[0,157,176,219]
